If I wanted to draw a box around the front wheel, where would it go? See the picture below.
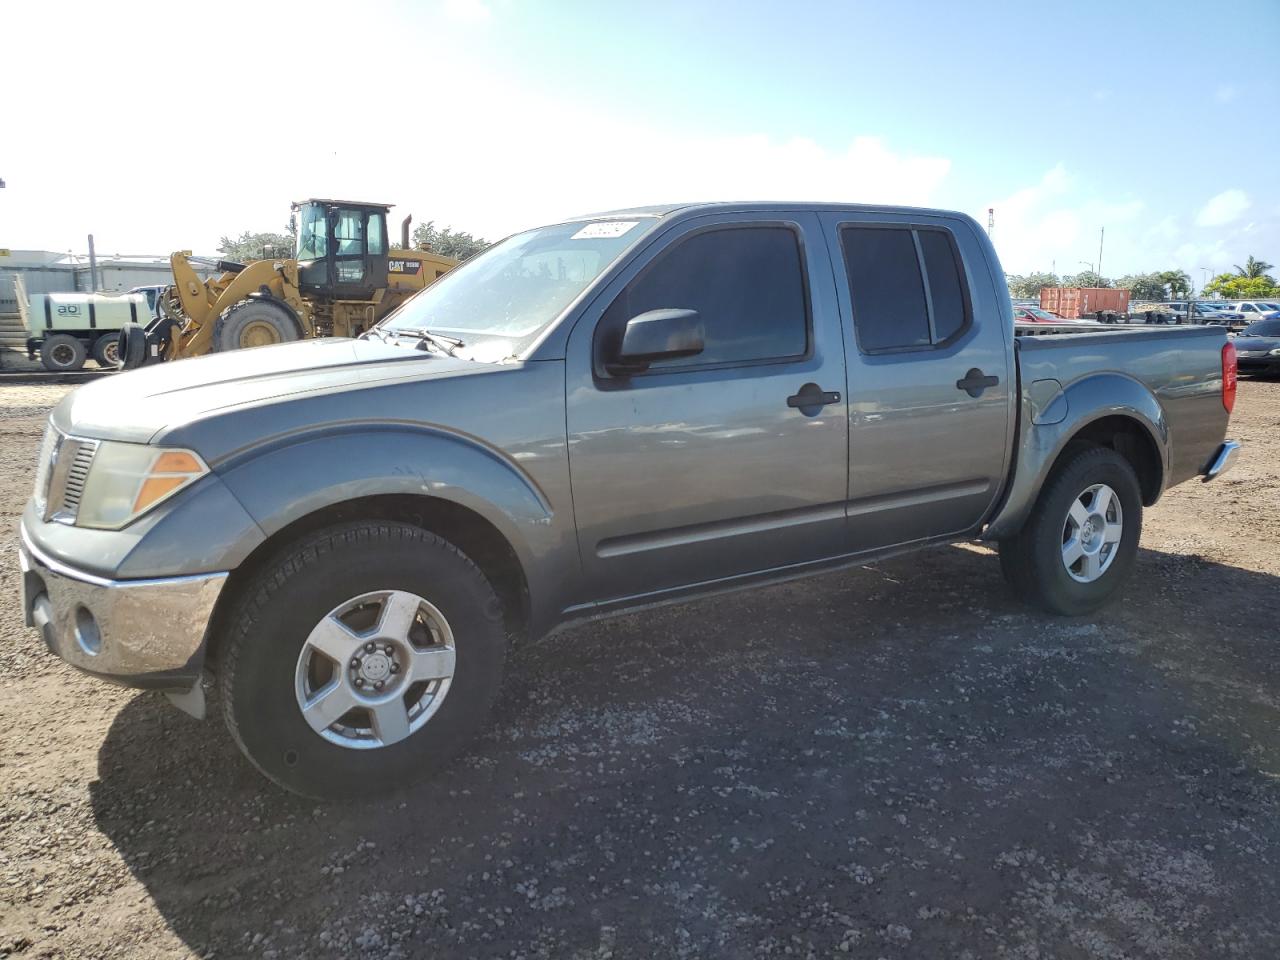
[213,300,301,352]
[218,522,508,798]
[999,445,1142,616]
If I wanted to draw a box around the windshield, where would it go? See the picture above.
[378,219,651,350]
[296,203,326,261]
[1242,319,1280,336]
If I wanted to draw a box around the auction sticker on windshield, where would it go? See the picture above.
[570,221,639,240]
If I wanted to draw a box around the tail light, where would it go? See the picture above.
[1221,341,1237,413]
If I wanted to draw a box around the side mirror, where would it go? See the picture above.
[608,308,704,375]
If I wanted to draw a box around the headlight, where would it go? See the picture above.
[1270,348,1280,356]
[76,442,209,529]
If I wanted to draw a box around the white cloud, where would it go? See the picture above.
[1196,189,1250,227]
[441,0,492,24]
[986,165,1143,275]
[987,170,1275,278]
[0,61,954,253]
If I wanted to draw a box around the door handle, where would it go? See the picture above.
[955,368,999,398]
[787,383,841,412]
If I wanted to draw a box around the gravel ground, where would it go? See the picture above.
[1,376,1278,959]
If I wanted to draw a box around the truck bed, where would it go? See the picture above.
[1014,324,1229,487]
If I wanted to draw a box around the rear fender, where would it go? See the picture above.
[982,372,1167,540]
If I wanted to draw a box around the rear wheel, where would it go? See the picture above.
[999,445,1142,616]
[218,522,508,798]
[212,300,300,353]
[91,333,120,368]
[39,334,86,372]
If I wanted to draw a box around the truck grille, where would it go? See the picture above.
[60,442,96,514]
[41,429,99,524]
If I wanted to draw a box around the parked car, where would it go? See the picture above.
[19,201,1240,797]
[1224,301,1280,323]
[1131,301,1232,325]
[1013,305,1063,323]
[1186,303,1234,324]
[1232,318,1280,374]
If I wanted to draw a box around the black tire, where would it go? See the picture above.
[212,300,300,353]
[118,322,148,370]
[218,521,508,798]
[999,445,1142,616]
[39,334,87,372]
[91,333,120,368]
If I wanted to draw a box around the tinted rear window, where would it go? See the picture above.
[841,228,930,351]
[919,230,967,341]
[1244,319,1280,336]
[841,226,971,351]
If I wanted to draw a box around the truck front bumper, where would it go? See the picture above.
[19,524,227,690]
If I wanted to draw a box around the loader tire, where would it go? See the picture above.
[212,300,301,353]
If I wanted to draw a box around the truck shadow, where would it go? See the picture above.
[89,544,1280,958]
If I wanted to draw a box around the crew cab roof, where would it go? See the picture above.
[562,201,975,224]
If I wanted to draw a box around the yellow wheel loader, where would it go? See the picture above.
[118,199,459,368]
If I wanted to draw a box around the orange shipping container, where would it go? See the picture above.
[1040,287,1129,319]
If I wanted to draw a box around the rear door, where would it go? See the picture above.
[564,212,849,601]
[820,212,1013,552]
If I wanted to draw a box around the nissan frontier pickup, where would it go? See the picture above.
[19,203,1240,797]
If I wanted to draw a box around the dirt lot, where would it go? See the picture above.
[1,377,1278,959]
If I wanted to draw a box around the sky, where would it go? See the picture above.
[1,0,1277,284]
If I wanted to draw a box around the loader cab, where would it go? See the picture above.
[292,199,390,300]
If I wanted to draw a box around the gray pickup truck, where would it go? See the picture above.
[19,202,1240,798]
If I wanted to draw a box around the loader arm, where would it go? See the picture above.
[166,253,307,360]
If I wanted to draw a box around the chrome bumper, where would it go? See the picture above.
[1201,440,1241,482]
[19,524,228,690]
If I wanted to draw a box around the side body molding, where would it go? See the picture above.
[982,372,1168,541]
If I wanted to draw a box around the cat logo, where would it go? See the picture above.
[388,259,422,275]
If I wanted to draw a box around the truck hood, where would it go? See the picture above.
[53,338,489,442]
[1234,335,1280,352]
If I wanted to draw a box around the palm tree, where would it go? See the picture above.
[1234,255,1275,279]
[1158,269,1192,299]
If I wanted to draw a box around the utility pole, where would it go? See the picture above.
[1097,227,1105,281]
[87,234,99,292]
[1199,267,1210,296]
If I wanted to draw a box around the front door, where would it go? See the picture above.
[820,212,1013,551]
[565,213,850,602]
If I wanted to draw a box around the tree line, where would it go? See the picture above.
[1008,256,1278,301]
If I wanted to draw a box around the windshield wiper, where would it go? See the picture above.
[383,327,466,356]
